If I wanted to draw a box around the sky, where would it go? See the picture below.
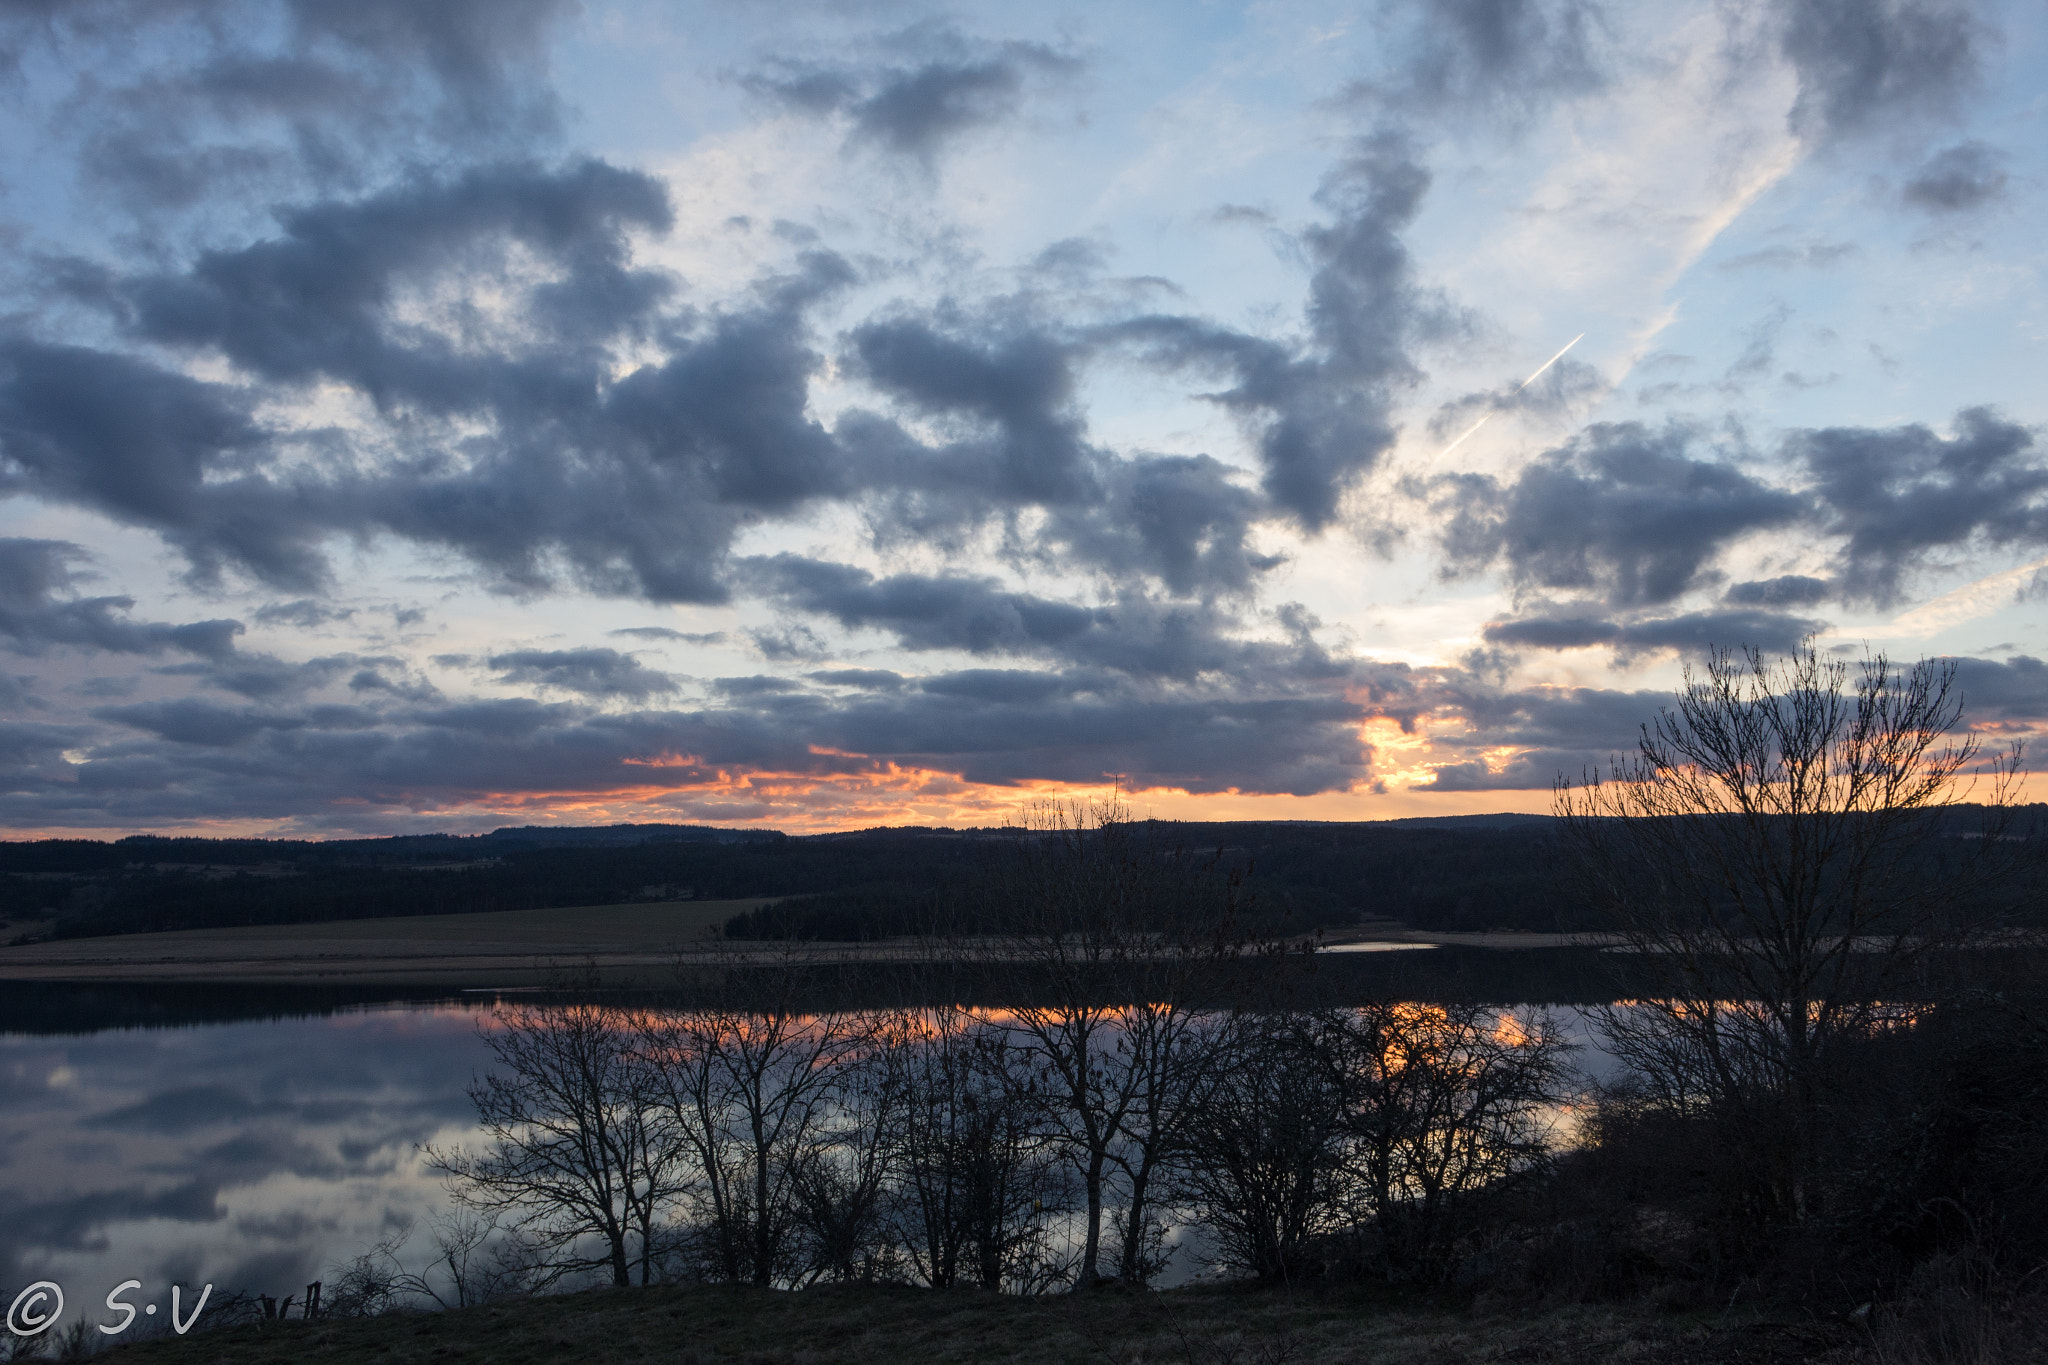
[0,0,2044,838]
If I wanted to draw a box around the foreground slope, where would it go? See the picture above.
[98,1281,1867,1365]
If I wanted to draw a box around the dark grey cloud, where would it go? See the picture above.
[1109,132,1440,530]
[746,28,1078,162]
[484,648,680,700]
[1944,654,2048,723]
[837,314,1279,598]
[1775,0,1983,141]
[7,0,577,222]
[347,664,441,703]
[1796,406,2047,602]
[608,627,727,645]
[285,0,570,118]
[20,137,1301,624]
[183,651,359,701]
[1441,409,2045,619]
[1042,454,1279,598]
[1437,422,1807,607]
[741,554,1344,686]
[128,157,675,407]
[1724,574,1834,606]
[1366,0,1605,119]
[0,341,319,589]
[3,662,1373,826]
[1474,614,1614,649]
[0,671,36,710]
[0,719,86,773]
[918,668,1068,705]
[0,537,244,659]
[1901,140,2008,211]
[744,554,1103,657]
[849,316,1098,506]
[95,698,325,746]
[12,163,884,604]
[1481,607,1821,655]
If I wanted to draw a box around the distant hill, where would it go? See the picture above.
[2,808,2039,944]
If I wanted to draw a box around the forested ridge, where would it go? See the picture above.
[3,808,2039,943]
[1,816,1572,941]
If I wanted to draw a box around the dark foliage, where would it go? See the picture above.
[9,809,2036,944]
[1,817,1610,942]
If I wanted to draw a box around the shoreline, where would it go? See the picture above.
[0,904,1611,987]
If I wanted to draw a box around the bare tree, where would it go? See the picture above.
[883,1009,1070,1291]
[327,1210,541,1314]
[1327,1002,1571,1281]
[638,953,874,1287]
[1555,645,2022,1223]
[787,1014,904,1285]
[1173,1011,1350,1284]
[977,791,1250,1287]
[426,1001,687,1289]
[1103,991,1236,1283]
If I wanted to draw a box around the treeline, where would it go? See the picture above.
[1,816,1593,942]
[359,982,2048,1317]
[372,984,1569,1302]
[7,807,2042,944]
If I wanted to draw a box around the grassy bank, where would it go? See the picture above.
[95,1281,1875,1365]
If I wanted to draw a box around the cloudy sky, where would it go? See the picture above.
[0,0,2043,837]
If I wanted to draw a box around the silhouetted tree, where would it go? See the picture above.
[1174,1012,1349,1283]
[883,1010,1070,1290]
[637,951,874,1286]
[427,1002,685,1288]
[976,791,1252,1286]
[1556,646,2022,1226]
[1326,1002,1571,1280]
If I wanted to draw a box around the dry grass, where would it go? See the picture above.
[91,1281,1874,1365]
[140,899,774,946]
[0,899,788,984]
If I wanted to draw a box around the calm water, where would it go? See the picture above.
[0,1002,497,1325]
[0,987,1622,1329]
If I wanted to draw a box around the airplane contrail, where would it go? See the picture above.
[1436,332,1586,459]
[1519,332,1586,389]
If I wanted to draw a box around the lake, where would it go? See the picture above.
[0,971,1641,1330]
[1,1000,494,1328]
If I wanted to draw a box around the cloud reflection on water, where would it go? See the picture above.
[1,995,1629,1311]
[0,1006,494,1306]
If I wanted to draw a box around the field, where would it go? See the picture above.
[95,1280,1867,1365]
[0,899,778,986]
[0,892,1623,989]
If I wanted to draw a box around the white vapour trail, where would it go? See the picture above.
[1437,333,1586,459]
